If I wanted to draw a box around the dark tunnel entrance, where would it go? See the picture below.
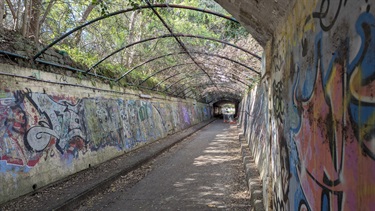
[213,100,239,119]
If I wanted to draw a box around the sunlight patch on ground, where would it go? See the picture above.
[193,155,237,166]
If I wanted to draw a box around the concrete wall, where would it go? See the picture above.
[0,64,212,203]
[239,0,375,210]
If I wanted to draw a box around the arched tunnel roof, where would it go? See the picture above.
[0,2,263,103]
[215,0,296,46]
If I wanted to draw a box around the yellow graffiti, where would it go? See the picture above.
[279,0,319,46]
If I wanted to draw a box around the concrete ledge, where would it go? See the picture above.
[0,119,216,211]
[238,134,265,211]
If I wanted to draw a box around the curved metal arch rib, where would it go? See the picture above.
[140,62,252,88]
[90,34,261,73]
[173,72,249,95]
[173,75,248,97]
[190,52,260,74]
[207,95,243,104]
[182,84,241,99]
[176,81,244,97]
[154,71,249,92]
[138,62,195,85]
[117,51,259,82]
[151,62,256,90]
[198,88,243,100]
[172,74,247,96]
[165,67,255,95]
[33,4,240,60]
[117,50,258,83]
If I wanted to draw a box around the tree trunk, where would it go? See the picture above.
[5,0,16,28]
[39,0,55,28]
[15,0,21,30]
[22,0,30,37]
[29,0,42,41]
[74,0,102,45]
[126,11,139,68]
[0,0,5,28]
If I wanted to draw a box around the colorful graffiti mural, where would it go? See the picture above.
[0,89,211,173]
[240,0,375,210]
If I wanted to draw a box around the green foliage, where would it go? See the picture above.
[223,20,249,40]
[109,80,116,89]
[35,0,255,95]
[77,72,84,81]
[91,79,97,86]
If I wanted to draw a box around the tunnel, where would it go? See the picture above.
[0,0,374,210]
[212,99,239,119]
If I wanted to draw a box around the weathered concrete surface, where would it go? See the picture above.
[236,0,375,210]
[0,119,215,211]
[215,0,296,46]
[0,64,212,204]
[79,121,250,210]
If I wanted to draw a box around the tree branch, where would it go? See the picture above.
[74,0,102,45]
[5,0,15,19]
[40,0,55,26]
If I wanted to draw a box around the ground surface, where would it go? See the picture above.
[0,120,250,210]
[78,121,250,211]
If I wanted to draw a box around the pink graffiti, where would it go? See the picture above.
[292,62,375,210]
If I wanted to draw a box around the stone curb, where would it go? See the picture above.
[239,133,265,211]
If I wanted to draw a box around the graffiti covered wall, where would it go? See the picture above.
[240,0,375,210]
[0,65,212,203]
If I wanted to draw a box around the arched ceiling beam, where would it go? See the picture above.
[140,62,253,87]
[89,34,261,72]
[180,83,241,96]
[174,80,243,97]
[165,64,257,94]
[183,85,241,99]
[200,90,242,101]
[119,51,259,82]
[138,62,195,85]
[154,71,249,91]
[172,73,249,97]
[117,51,259,82]
[151,62,254,90]
[192,52,260,74]
[175,34,261,60]
[175,81,243,98]
[33,4,240,60]
[212,99,240,105]
[164,72,210,93]
[208,96,242,104]
[140,1,216,90]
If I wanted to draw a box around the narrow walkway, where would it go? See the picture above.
[81,121,250,210]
